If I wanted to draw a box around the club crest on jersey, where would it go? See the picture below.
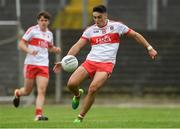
[101,29,106,34]
[110,26,114,30]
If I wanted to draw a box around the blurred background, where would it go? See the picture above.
[0,0,180,105]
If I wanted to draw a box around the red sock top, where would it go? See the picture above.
[35,108,42,116]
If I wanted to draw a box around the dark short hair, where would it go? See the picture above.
[37,11,51,20]
[93,5,107,13]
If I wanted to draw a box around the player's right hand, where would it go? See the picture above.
[148,48,158,60]
[53,62,62,73]
[28,49,38,56]
[31,50,38,56]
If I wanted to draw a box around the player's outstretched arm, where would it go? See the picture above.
[67,38,88,56]
[127,30,158,59]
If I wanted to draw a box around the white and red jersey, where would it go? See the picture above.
[22,25,53,66]
[81,20,131,64]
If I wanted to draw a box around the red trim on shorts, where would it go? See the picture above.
[82,60,114,78]
[24,64,49,79]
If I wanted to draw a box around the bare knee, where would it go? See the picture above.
[88,86,98,95]
[38,89,46,96]
[67,78,79,90]
[37,86,47,96]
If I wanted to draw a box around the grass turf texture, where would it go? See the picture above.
[0,105,180,128]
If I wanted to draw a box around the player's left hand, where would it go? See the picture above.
[148,48,158,60]
[54,47,61,54]
[53,62,62,73]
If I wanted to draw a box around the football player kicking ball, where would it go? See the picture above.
[13,11,61,121]
[54,5,158,123]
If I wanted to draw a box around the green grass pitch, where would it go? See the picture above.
[0,105,180,128]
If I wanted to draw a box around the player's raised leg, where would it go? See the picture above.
[67,66,89,110]
[74,72,109,123]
